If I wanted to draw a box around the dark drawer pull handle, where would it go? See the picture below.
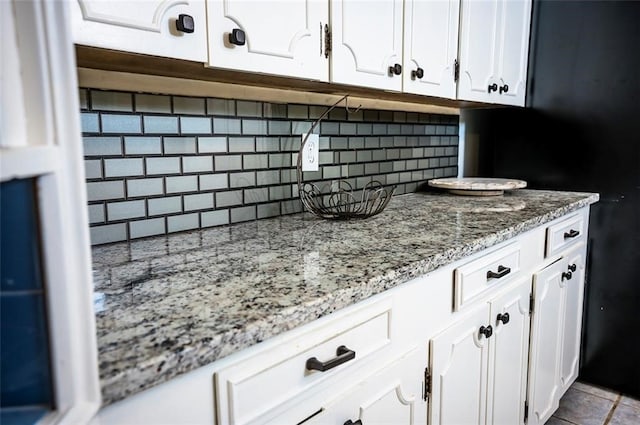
[497,312,510,325]
[488,83,498,93]
[176,14,194,33]
[562,271,573,281]
[487,265,511,280]
[388,63,402,76]
[306,345,355,372]
[568,263,577,272]
[564,229,580,239]
[479,325,493,339]
[344,420,363,425]
[499,84,509,94]
[228,28,246,46]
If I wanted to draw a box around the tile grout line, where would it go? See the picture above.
[603,394,622,425]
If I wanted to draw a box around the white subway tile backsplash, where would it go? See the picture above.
[230,205,256,223]
[166,175,198,193]
[148,196,182,216]
[129,218,165,239]
[90,223,127,245]
[201,209,229,227]
[199,174,228,190]
[135,94,171,113]
[215,155,242,171]
[184,193,214,211]
[180,117,212,134]
[144,116,178,134]
[229,172,256,188]
[167,213,199,233]
[107,200,145,221]
[84,160,102,179]
[228,137,255,152]
[127,178,164,197]
[92,91,132,112]
[87,181,125,201]
[104,158,144,177]
[81,113,100,133]
[146,157,181,175]
[173,97,206,115]
[124,136,162,155]
[101,114,141,134]
[183,156,213,173]
[83,88,459,244]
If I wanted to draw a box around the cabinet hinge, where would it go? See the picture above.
[454,59,460,82]
[524,401,529,423]
[423,367,431,401]
[529,293,534,315]
[324,24,332,58]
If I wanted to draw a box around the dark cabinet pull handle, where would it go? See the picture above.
[344,420,363,425]
[175,14,194,33]
[412,67,424,80]
[497,312,510,325]
[388,63,402,76]
[562,271,573,281]
[568,263,577,272]
[564,229,580,239]
[499,84,509,94]
[479,325,493,338]
[228,28,246,46]
[488,83,498,93]
[306,345,355,372]
[487,265,511,280]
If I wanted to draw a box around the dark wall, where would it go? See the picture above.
[462,0,640,397]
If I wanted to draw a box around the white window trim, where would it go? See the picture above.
[2,1,101,423]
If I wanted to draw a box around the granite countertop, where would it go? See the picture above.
[91,189,599,405]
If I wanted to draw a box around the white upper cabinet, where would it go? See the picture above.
[70,0,207,62]
[330,0,404,91]
[403,0,460,98]
[206,1,329,81]
[457,0,532,106]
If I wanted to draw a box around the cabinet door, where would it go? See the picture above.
[457,0,500,103]
[457,0,532,106]
[70,0,207,62]
[403,0,460,98]
[330,0,404,91]
[206,1,328,81]
[527,259,566,425]
[559,246,586,394]
[304,345,427,425]
[495,0,532,106]
[429,304,490,425]
[487,278,531,425]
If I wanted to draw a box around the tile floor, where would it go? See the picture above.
[547,380,640,424]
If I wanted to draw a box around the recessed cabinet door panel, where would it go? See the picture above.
[487,278,531,425]
[207,0,328,81]
[71,0,207,61]
[429,304,490,425]
[496,0,532,106]
[304,345,427,425]
[331,0,403,91]
[559,247,586,394]
[457,0,500,103]
[403,0,460,98]
[527,259,566,425]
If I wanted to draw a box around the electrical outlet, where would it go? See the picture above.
[301,133,319,172]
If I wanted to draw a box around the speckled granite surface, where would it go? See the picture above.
[91,189,598,405]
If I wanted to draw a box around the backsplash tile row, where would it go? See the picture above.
[81,89,459,245]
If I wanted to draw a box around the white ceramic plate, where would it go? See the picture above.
[428,177,527,196]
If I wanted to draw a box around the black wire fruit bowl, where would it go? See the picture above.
[296,95,397,220]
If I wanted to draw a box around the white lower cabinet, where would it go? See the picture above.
[429,277,531,425]
[303,345,428,425]
[527,243,586,425]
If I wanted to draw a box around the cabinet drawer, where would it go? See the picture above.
[454,242,521,311]
[215,298,392,425]
[546,213,585,258]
